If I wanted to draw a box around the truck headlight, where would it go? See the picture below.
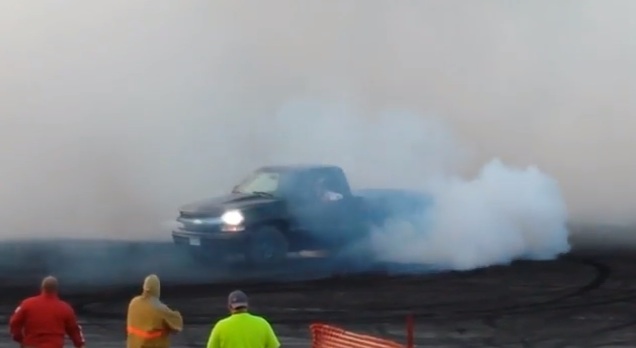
[221,210,244,225]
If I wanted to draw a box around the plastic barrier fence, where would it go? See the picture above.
[310,323,406,348]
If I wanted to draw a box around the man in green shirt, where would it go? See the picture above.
[206,290,281,348]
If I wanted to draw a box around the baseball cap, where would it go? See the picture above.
[228,290,248,309]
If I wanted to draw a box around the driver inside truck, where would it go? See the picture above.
[314,177,343,202]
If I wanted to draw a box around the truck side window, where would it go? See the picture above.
[286,173,320,204]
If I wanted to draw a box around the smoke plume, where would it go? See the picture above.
[265,100,571,269]
[0,0,633,259]
[367,158,570,270]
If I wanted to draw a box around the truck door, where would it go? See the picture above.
[286,171,356,250]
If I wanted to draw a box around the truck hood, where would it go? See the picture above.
[179,193,279,216]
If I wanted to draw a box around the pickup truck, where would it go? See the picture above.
[171,164,432,266]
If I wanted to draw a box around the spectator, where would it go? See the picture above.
[126,274,183,348]
[206,290,280,348]
[9,275,85,348]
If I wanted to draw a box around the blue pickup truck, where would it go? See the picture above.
[172,164,431,266]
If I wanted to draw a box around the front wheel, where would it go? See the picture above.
[244,226,289,266]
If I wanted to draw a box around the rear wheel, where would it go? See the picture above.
[244,226,289,266]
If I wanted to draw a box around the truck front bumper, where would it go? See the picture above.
[172,228,247,251]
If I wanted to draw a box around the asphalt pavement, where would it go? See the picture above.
[1,227,636,347]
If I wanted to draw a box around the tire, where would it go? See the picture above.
[244,226,289,266]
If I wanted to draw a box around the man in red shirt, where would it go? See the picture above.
[9,276,85,348]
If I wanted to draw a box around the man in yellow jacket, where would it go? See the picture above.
[126,274,183,348]
[206,290,280,348]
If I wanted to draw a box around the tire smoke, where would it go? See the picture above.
[0,1,632,258]
[368,159,570,270]
[269,99,571,270]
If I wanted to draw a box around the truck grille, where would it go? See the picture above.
[177,216,223,232]
[180,222,221,233]
[179,209,224,219]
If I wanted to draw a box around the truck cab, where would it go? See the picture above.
[172,164,368,265]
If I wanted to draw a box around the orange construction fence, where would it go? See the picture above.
[310,323,409,348]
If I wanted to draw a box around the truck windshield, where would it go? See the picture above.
[233,171,281,195]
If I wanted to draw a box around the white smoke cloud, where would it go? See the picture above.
[368,158,570,269]
[0,0,633,254]
[268,99,571,269]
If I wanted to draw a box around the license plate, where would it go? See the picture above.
[189,237,201,246]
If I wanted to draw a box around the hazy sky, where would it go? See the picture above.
[1,1,635,239]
